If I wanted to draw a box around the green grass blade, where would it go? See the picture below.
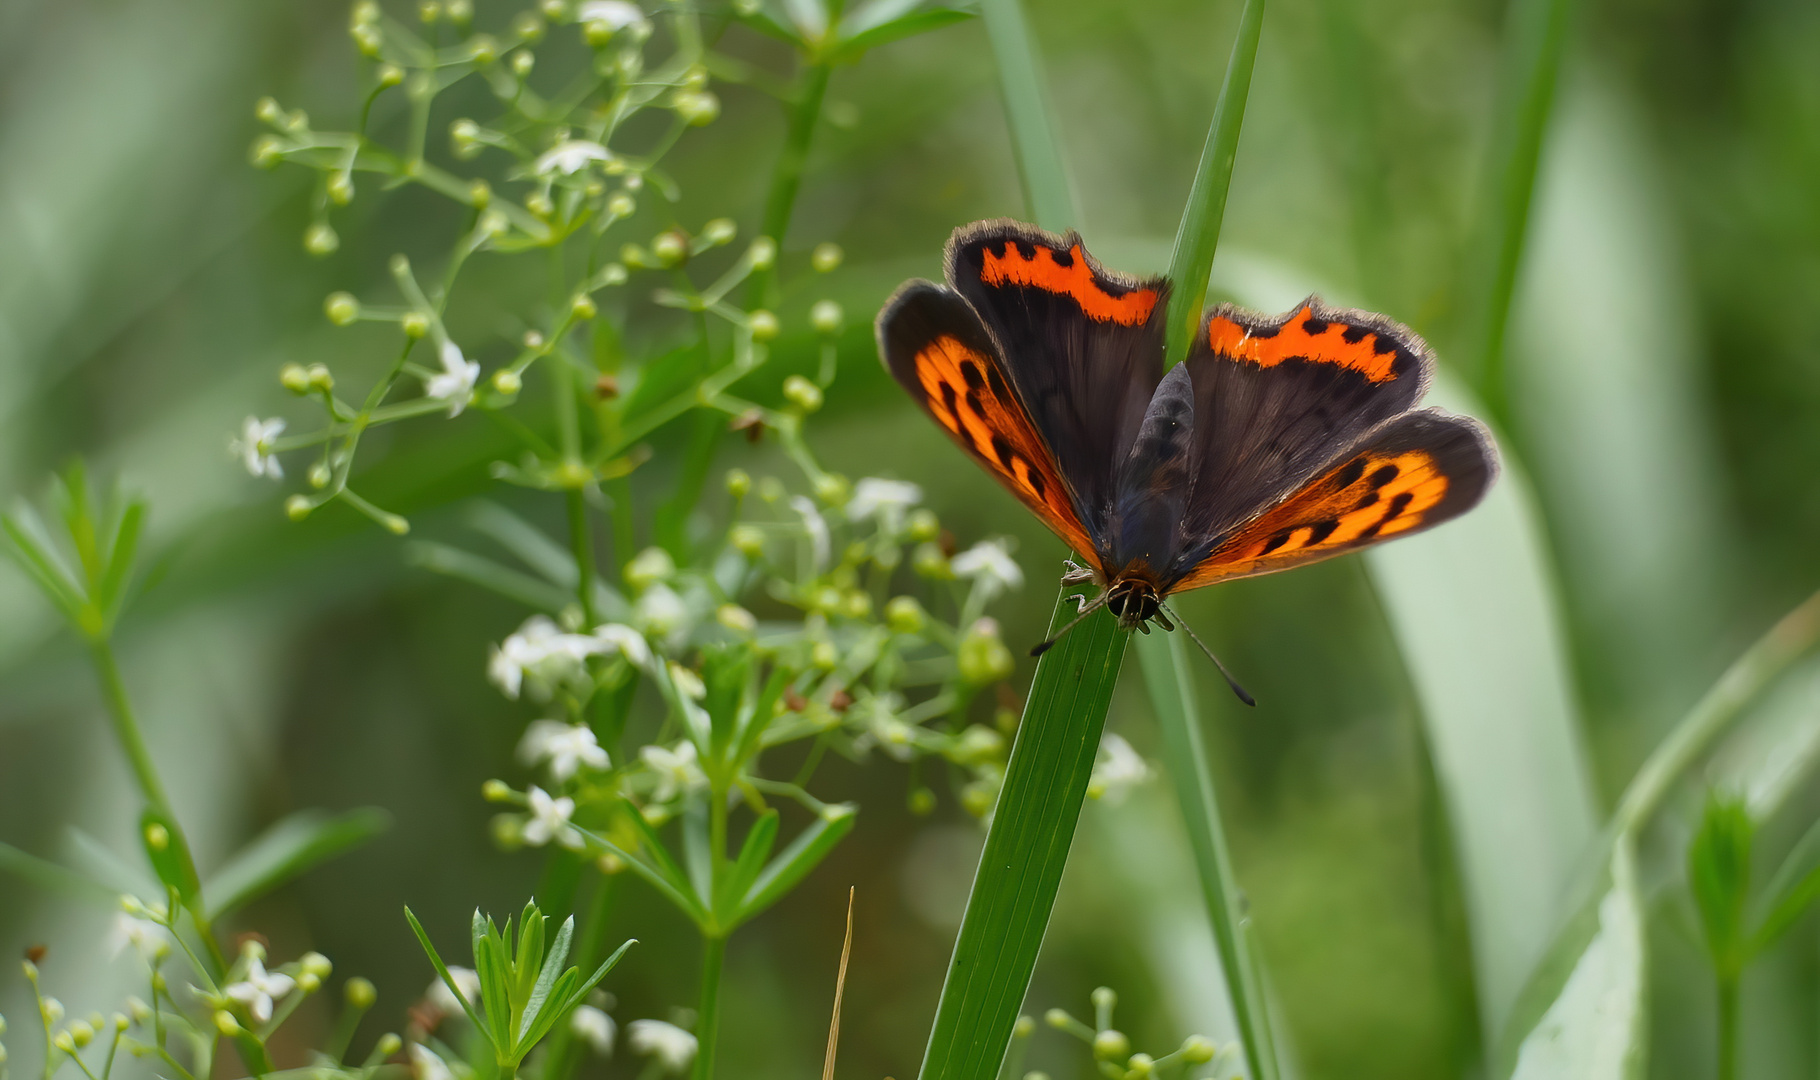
[1161,0,1268,369]
[1134,631,1279,1080]
[978,0,1074,231]
[405,906,491,1045]
[201,807,391,919]
[916,583,1127,1080]
[1466,0,1574,419]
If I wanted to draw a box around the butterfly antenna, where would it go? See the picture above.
[821,886,855,1080]
[1159,601,1257,707]
[1030,592,1108,656]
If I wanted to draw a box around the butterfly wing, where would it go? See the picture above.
[876,281,1103,569]
[1176,296,1435,552]
[944,221,1170,542]
[1166,408,1497,591]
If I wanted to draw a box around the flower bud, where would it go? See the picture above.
[447,0,472,23]
[701,218,737,245]
[250,136,284,169]
[281,363,313,394]
[418,0,441,22]
[345,977,377,1009]
[298,972,321,993]
[905,507,940,543]
[377,63,404,87]
[381,513,410,536]
[215,1011,241,1036]
[757,476,785,503]
[571,293,597,320]
[510,49,535,75]
[749,310,781,343]
[352,22,383,56]
[782,374,821,411]
[52,1032,75,1054]
[493,369,521,395]
[619,243,650,267]
[625,546,675,590]
[651,231,687,267]
[324,292,360,325]
[716,604,756,633]
[811,242,843,273]
[957,618,1014,685]
[813,472,849,505]
[912,541,952,579]
[526,191,554,217]
[539,0,566,17]
[748,236,776,270]
[1091,986,1117,1012]
[1125,1053,1154,1076]
[144,823,169,851]
[512,12,545,39]
[1013,1015,1035,1038]
[950,725,1004,766]
[491,813,524,849]
[1092,1030,1130,1060]
[810,299,843,335]
[285,496,314,522]
[327,172,354,205]
[725,468,751,497]
[730,524,764,556]
[960,778,997,817]
[673,90,719,126]
[1179,1035,1216,1063]
[480,209,510,236]
[606,192,635,218]
[69,1020,94,1048]
[811,641,838,670]
[255,97,283,124]
[304,222,339,256]
[377,1033,403,1056]
[468,179,491,208]
[301,952,333,980]
[884,596,925,634]
[402,312,430,338]
[482,778,513,802]
[908,787,936,815]
[840,591,872,619]
[126,997,152,1023]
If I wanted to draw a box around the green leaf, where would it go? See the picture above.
[1505,843,1646,1080]
[1160,0,1269,369]
[576,819,706,923]
[0,842,120,903]
[1688,793,1753,972]
[533,938,637,1045]
[717,809,779,920]
[407,541,574,613]
[828,9,972,64]
[977,0,1073,231]
[140,806,201,902]
[736,805,857,927]
[1,506,88,625]
[915,585,1125,1080]
[1750,816,1820,953]
[682,799,714,904]
[96,496,145,624]
[516,914,572,1047]
[512,901,548,1025]
[201,807,390,919]
[733,4,805,47]
[65,828,156,896]
[405,906,491,1047]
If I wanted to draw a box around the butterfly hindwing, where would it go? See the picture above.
[875,281,1102,568]
[1179,296,1434,548]
[945,221,1171,542]
[1168,408,1497,591]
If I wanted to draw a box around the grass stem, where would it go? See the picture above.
[690,934,728,1080]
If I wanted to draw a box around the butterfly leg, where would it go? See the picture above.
[1059,559,1097,587]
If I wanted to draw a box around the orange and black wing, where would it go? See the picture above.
[1177,296,1436,549]
[876,281,1102,569]
[1166,409,1497,592]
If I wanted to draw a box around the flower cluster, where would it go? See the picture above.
[1013,987,1239,1080]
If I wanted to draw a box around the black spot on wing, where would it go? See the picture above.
[1025,468,1046,498]
[990,434,1016,470]
[1369,464,1400,488]
[1260,530,1293,556]
[985,363,1013,403]
[960,361,985,391]
[1341,325,1370,344]
[1355,491,1379,510]
[1386,491,1414,518]
[1306,519,1339,545]
[1334,458,1367,489]
[1301,317,1329,335]
[938,381,959,421]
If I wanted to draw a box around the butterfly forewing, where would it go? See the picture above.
[1168,409,1496,591]
[876,282,1103,569]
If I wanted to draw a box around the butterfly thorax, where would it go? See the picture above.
[1104,574,1161,629]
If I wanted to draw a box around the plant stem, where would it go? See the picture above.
[1161,0,1269,369]
[87,638,176,820]
[980,0,1074,232]
[1717,971,1739,1080]
[747,60,832,308]
[567,488,598,626]
[918,584,1127,1080]
[1135,631,1279,1080]
[690,934,728,1080]
[1466,0,1573,424]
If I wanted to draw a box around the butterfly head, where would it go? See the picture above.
[1105,574,1161,630]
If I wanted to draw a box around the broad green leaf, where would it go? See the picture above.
[737,805,857,926]
[405,906,490,1044]
[1507,844,1645,1080]
[916,586,1125,1080]
[201,807,390,919]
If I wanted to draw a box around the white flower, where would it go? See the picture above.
[426,966,481,1015]
[231,416,286,479]
[519,721,610,781]
[951,539,1024,599]
[1088,733,1153,804]
[426,339,480,416]
[640,741,707,803]
[107,912,165,960]
[627,1019,697,1072]
[667,662,706,700]
[224,957,296,1024]
[635,583,689,638]
[846,478,922,533]
[593,623,652,669]
[410,1043,454,1080]
[790,495,830,571]
[571,1004,617,1056]
[534,139,613,176]
[522,785,583,849]
[488,615,610,699]
[577,1,649,34]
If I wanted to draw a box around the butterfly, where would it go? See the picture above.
[875,220,1498,701]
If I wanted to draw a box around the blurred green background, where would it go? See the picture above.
[2,0,1817,1078]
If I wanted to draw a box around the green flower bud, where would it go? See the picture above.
[350,0,380,26]
[52,1032,75,1054]
[1179,1035,1216,1064]
[885,596,924,634]
[512,12,545,39]
[249,135,284,169]
[327,172,354,205]
[1013,1015,1036,1038]
[716,604,757,633]
[255,97,283,124]
[126,996,152,1023]
[446,0,472,24]
[376,1033,403,1056]
[301,952,333,980]
[960,778,997,817]
[906,507,940,542]
[281,363,312,394]
[214,1011,240,1036]
[283,109,310,133]
[144,823,169,851]
[491,813,524,849]
[1091,986,1117,1011]
[840,591,872,619]
[912,542,952,579]
[69,1021,94,1048]
[813,472,849,506]
[468,179,491,208]
[377,63,404,87]
[304,222,339,256]
[810,299,843,335]
[782,374,821,411]
[908,787,936,815]
[571,292,597,320]
[620,242,650,268]
[949,724,1004,766]
[481,778,512,801]
[811,242,843,273]
[351,22,383,56]
[418,0,441,23]
[539,0,566,19]
[757,476,785,502]
[957,618,1014,685]
[1125,1053,1154,1076]
[701,218,737,245]
[307,364,334,391]
[811,585,842,614]
[749,310,781,343]
[651,230,688,266]
[606,192,635,218]
[285,496,313,522]
[307,461,331,489]
[345,978,377,1009]
[380,512,410,536]
[730,524,764,556]
[324,291,360,325]
[625,546,675,590]
[526,191,554,217]
[1092,1030,1130,1061]
[298,972,321,993]
[748,236,777,270]
[725,468,751,497]
[401,311,430,338]
[811,641,838,670]
[673,90,720,126]
[493,369,521,395]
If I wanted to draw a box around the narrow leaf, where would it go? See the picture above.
[737,806,857,926]
[1749,816,1820,952]
[97,498,146,622]
[202,808,390,919]
[575,821,706,923]
[140,807,201,902]
[718,810,780,919]
[407,541,573,613]
[0,842,119,902]
[978,0,1074,231]
[829,10,972,63]
[516,915,573,1046]
[405,906,491,1046]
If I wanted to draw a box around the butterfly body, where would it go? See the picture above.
[877,220,1498,641]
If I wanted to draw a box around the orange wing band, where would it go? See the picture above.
[912,334,1100,566]
[1207,304,1404,383]
[980,243,1159,326]
[1173,446,1451,590]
